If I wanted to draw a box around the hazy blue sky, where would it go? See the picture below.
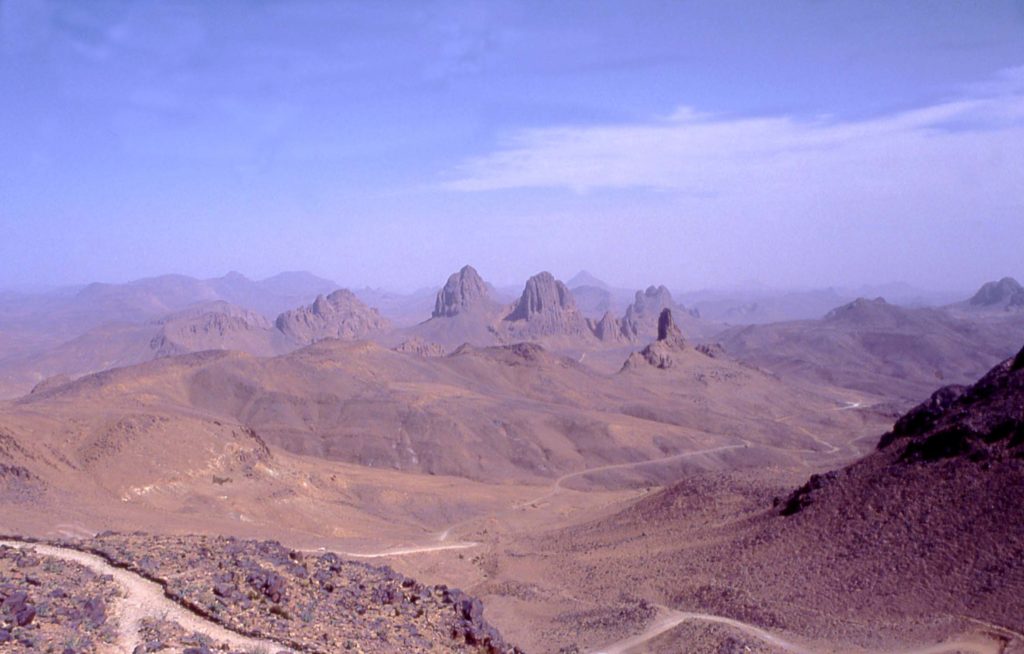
[1,1,1022,292]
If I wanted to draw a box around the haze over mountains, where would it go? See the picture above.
[2,266,1023,653]
[1,267,1021,404]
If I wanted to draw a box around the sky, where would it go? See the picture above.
[1,0,1023,293]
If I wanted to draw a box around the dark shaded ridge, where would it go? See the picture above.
[780,344,1024,515]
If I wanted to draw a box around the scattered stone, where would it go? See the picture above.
[77,532,523,654]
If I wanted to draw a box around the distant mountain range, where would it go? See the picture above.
[0,268,1021,406]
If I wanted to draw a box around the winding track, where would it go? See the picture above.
[340,425,1015,654]
[587,605,1012,654]
[312,443,751,559]
[515,442,749,509]
[316,540,480,558]
[0,540,289,654]
[18,399,1005,654]
[589,605,815,654]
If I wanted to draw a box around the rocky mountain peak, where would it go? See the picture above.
[824,297,895,323]
[502,272,591,339]
[275,289,390,345]
[507,272,577,322]
[622,308,688,371]
[150,302,274,358]
[621,285,698,342]
[433,265,489,318]
[969,277,1024,309]
[567,270,610,290]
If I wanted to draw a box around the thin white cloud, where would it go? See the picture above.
[441,71,1024,201]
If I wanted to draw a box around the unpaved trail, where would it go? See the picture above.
[589,605,1012,654]
[0,540,289,653]
[304,540,481,558]
[589,605,814,654]
[517,443,749,509]
[771,414,841,455]
[343,541,480,558]
[896,633,1007,654]
[330,443,749,560]
[958,616,1024,644]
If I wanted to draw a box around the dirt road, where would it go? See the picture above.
[0,539,288,654]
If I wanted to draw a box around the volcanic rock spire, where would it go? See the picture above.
[622,308,687,370]
[433,265,490,318]
[503,272,591,339]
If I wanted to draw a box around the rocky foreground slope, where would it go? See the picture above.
[698,344,1024,645]
[1,533,520,654]
[1,544,121,652]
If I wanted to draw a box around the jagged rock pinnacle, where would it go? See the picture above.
[433,265,489,318]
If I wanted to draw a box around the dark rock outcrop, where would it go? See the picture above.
[433,265,490,318]
[407,266,503,349]
[622,309,687,370]
[657,307,685,346]
[622,286,698,342]
[879,344,1024,462]
[275,290,390,345]
[782,344,1024,515]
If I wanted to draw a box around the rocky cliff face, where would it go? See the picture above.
[433,265,491,318]
[657,307,686,346]
[275,290,390,345]
[622,286,698,342]
[502,272,592,339]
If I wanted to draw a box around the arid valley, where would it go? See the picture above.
[1,267,1022,653]
[3,3,1024,652]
